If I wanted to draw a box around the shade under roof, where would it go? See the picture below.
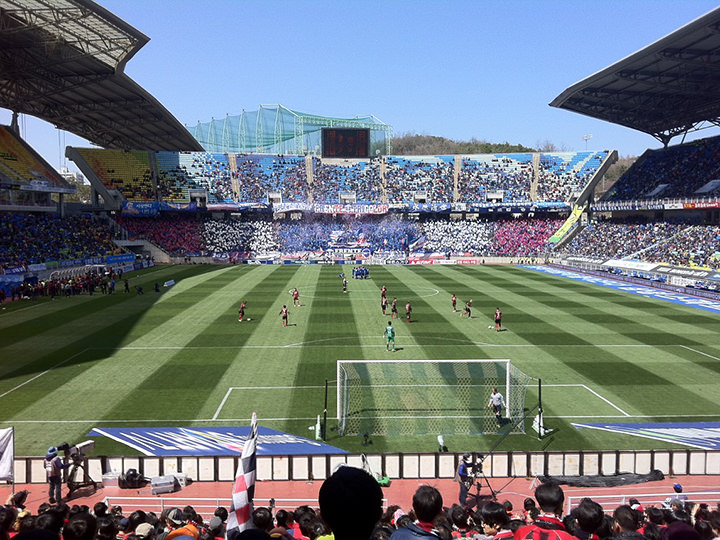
[0,0,202,151]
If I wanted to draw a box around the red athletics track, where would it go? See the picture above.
[2,474,719,516]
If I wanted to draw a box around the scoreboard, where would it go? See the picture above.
[321,128,370,158]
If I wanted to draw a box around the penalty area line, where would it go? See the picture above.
[212,385,326,420]
[680,345,720,362]
[580,384,630,417]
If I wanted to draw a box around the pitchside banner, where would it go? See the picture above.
[573,421,720,450]
[89,426,348,456]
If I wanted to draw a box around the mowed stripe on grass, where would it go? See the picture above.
[1,264,720,455]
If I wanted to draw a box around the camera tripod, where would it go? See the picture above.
[462,464,498,510]
[66,454,97,497]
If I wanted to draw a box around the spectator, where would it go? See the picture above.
[389,486,444,540]
[64,513,97,540]
[513,483,575,540]
[318,466,383,540]
[479,502,512,540]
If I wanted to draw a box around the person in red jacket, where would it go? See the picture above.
[513,484,575,540]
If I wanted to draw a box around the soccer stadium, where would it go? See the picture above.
[2,0,720,537]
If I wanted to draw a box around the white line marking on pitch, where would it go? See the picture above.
[212,386,326,420]
[543,383,630,417]
[680,345,720,362]
[580,384,630,416]
[212,388,234,420]
[0,348,90,400]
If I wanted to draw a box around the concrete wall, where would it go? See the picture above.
[12,449,720,484]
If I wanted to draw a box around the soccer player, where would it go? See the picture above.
[461,299,472,318]
[381,295,388,315]
[488,387,505,422]
[384,320,396,352]
[342,277,348,293]
[451,294,457,312]
[279,305,289,327]
[238,301,247,322]
[405,301,412,322]
[494,306,502,331]
[381,285,387,300]
[292,288,300,307]
[391,297,398,319]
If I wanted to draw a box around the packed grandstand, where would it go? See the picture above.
[3,132,720,286]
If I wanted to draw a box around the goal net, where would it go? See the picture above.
[337,359,532,436]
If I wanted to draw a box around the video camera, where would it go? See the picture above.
[462,452,486,476]
[57,440,95,464]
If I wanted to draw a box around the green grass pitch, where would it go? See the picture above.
[1,263,719,457]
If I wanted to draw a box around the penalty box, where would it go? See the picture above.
[212,385,329,421]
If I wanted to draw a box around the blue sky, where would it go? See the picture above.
[2,0,719,171]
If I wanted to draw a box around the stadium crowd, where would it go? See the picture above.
[110,215,564,258]
[310,158,384,204]
[417,218,562,257]
[1,469,717,540]
[71,149,615,206]
[0,214,118,270]
[116,215,204,256]
[458,156,533,203]
[560,219,720,269]
[235,156,308,203]
[384,157,454,203]
[606,136,720,202]
[4,211,720,273]
[536,152,607,202]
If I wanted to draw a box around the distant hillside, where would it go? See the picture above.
[391,133,537,155]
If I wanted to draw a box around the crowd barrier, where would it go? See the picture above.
[9,449,720,485]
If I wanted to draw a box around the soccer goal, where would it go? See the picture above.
[336,359,532,436]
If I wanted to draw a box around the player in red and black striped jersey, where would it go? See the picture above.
[279,305,289,327]
[494,307,503,331]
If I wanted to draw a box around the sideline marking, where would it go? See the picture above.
[522,265,720,314]
[0,348,90,399]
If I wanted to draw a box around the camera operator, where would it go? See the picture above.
[455,453,473,506]
[44,446,68,504]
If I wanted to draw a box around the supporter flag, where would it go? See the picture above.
[226,412,258,538]
[0,427,14,482]
[408,234,426,251]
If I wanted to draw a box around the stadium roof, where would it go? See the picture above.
[550,6,720,146]
[0,0,202,151]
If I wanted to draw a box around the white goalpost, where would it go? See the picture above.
[336,359,531,436]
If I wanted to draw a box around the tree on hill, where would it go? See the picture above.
[391,133,536,155]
